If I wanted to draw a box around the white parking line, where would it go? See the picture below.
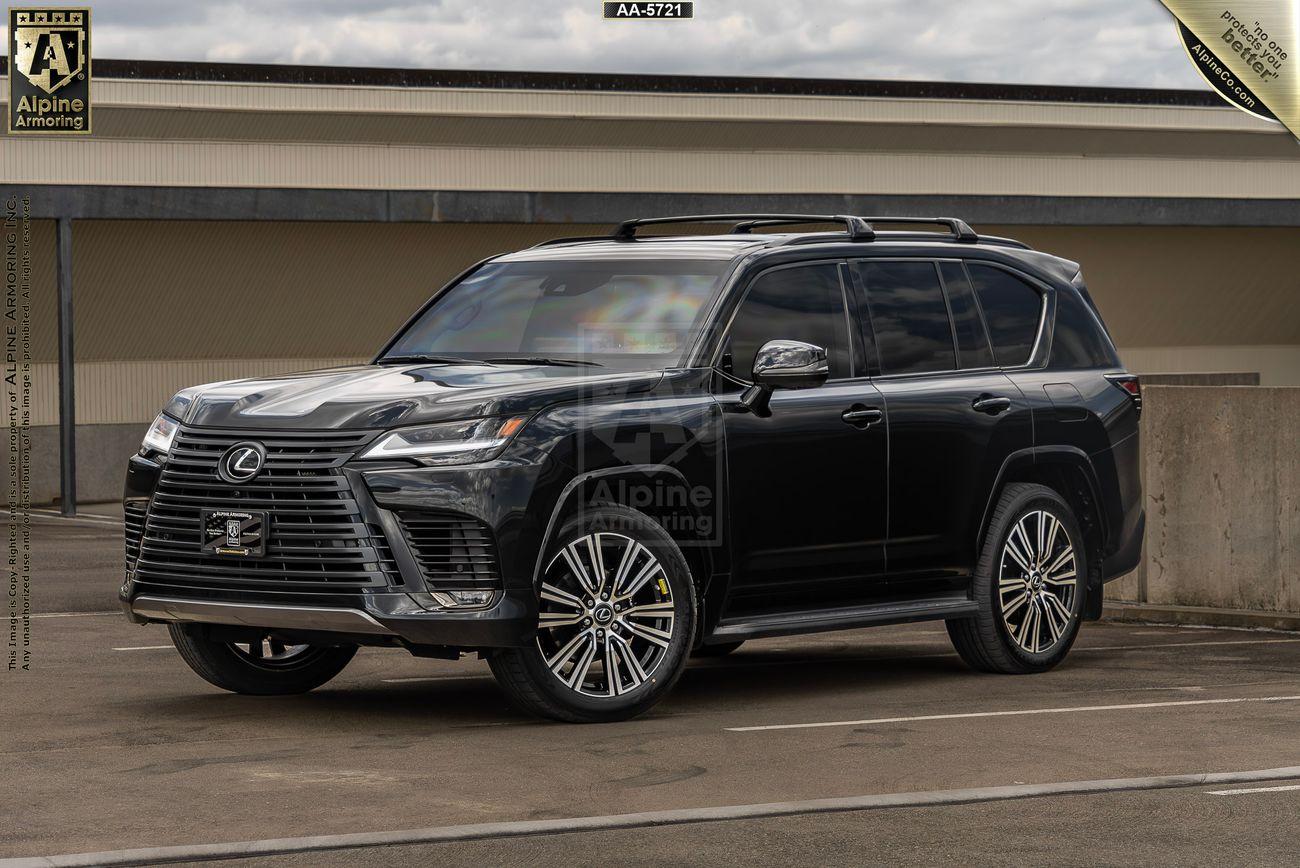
[7,766,1299,868]
[726,694,1300,733]
[112,645,173,652]
[1207,784,1300,796]
[381,675,488,684]
[1080,638,1300,652]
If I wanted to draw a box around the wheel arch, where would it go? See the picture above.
[532,465,719,601]
[977,446,1108,619]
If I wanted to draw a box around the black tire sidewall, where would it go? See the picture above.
[169,624,358,695]
[978,485,1087,670]
[512,505,696,721]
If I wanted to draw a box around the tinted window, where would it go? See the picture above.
[726,264,851,380]
[385,259,725,370]
[967,264,1043,366]
[1051,289,1120,369]
[938,262,995,369]
[859,261,955,375]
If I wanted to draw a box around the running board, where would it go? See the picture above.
[708,596,977,643]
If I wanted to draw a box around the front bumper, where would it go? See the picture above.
[122,427,553,650]
[120,589,532,647]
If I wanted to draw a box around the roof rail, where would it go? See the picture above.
[529,235,613,249]
[857,217,979,243]
[611,214,875,242]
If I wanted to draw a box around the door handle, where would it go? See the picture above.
[972,395,1012,415]
[841,406,883,428]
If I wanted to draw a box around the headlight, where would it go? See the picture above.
[141,413,179,457]
[358,416,528,464]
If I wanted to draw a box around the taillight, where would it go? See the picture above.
[1105,374,1142,417]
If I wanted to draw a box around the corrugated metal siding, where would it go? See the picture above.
[22,358,366,426]
[6,138,1300,198]
[10,79,1274,133]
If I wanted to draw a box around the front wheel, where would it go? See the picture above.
[947,483,1086,674]
[168,624,358,695]
[489,504,696,723]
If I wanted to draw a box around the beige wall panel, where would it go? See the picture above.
[23,79,1275,135]
[27,221,1300,363]
[980,226,1300,348]
[42,109,1300,160]
[43,221,606,362]
[21,358,366,427]
[6,138,1300,198]
[1120,346,1300,386]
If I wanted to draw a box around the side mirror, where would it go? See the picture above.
[740,340,829,414]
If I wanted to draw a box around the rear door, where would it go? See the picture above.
[851,258,1034,597]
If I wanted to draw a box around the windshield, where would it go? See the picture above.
[382,259,728,370]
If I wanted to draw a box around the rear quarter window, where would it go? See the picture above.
[1051,289,1121,369]
[966,264,1043,367]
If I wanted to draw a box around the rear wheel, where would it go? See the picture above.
[168,623,357,695]
[489,505,695,723]
[947,483,1085,674]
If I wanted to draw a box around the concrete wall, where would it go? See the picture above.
[1107,385,1300,615]
[2,423,144,506]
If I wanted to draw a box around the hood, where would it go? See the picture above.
[172,363,665,430]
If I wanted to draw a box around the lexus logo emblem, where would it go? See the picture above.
[218,442,266,483]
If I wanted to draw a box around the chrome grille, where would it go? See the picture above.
[397,511,501,591]
[134,427,398,590]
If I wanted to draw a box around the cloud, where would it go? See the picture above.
[89,0,1207,89]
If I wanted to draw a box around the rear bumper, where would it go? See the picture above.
[1103,506,1144,583]
[121,588,533,647]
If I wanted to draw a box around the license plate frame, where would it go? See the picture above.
[201,509,268,557]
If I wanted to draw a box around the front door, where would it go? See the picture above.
[716,262,889,616]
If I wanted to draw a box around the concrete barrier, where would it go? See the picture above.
[1106,385,1300,628]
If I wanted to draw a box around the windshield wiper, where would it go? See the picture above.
[378,354,491,366]
[482,356,603,368]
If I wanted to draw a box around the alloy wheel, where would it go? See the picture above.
[997,509,1078,654]
[229,636,319,668]
[535,532,676,697]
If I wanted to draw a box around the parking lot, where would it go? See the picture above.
[5,513,1300,866]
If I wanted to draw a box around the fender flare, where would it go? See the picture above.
[530,464,713,589]
[976,445,1108,556]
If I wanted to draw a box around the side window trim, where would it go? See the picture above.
[932,260,963,370]
[941,258,997,368]
[708,258,857,381]
[853,256,960,379]
[962,259,1054,370]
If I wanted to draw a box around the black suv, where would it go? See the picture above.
[121,215,1144,722]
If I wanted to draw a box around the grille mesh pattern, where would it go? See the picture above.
[397,512,501,591]
[134,427,399,591]
[124,501,147,569]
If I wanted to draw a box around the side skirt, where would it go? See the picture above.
[704,594,976,643]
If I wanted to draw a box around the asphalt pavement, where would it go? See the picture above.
[4,514,1300,866]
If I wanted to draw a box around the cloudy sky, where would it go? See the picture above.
[86,0,1205,90]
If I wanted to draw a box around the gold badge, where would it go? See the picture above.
[1162,1,1297,138]
[7,7,92,134]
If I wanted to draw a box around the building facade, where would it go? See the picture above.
[2,60,1298,503]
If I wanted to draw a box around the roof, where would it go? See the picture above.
[0,56,1222,107]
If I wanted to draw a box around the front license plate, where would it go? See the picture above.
[201,509,268,557]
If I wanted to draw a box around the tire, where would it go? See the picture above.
[693,640,744,658]
[947,483,1086,674]
[168,623,358,695]
[489,504,696,723]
